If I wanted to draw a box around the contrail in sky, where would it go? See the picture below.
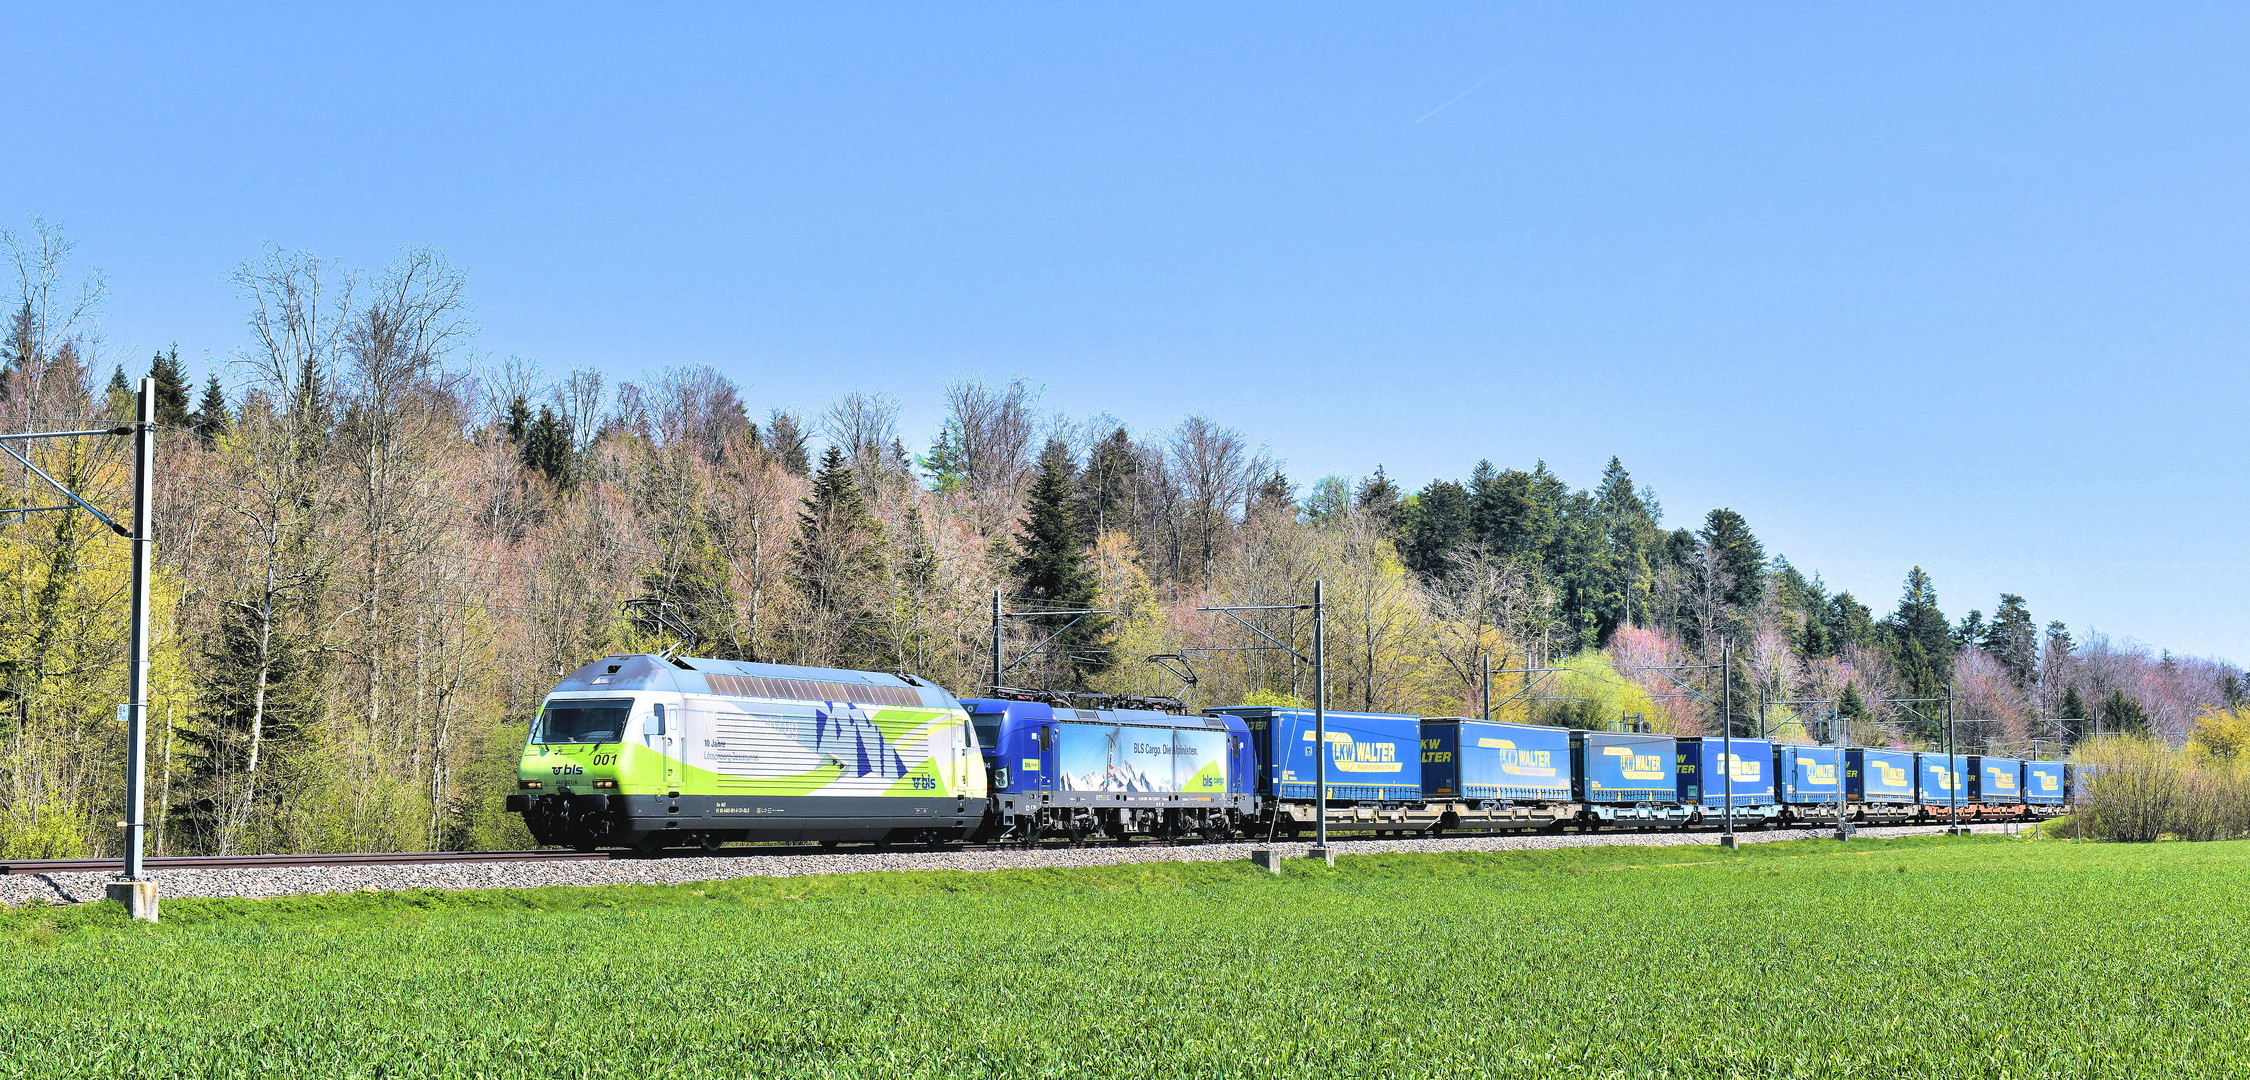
[1414,71,1501,124]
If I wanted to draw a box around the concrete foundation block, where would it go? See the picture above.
[1249,849,1283,873]
[105,878,159,923]
[1307,845,1336,866]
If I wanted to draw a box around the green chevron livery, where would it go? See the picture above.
[509,653,989,851]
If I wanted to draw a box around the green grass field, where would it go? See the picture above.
[2,836,2243,1079]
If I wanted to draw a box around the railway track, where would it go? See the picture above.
[0,849,610,875]
[0,819,2011,876]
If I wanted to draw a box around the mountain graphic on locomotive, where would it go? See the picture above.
[508,653,2074,852]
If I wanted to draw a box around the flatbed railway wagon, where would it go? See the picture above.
[510,654,987,851]
[1572,730,1687,826]
[961,698,1255,842]
[2023,760,2068,816]
[1417,718,1577,831]
[1677,736,1779,827]
[1209,707,1430,836]
[1917,752,1974,823]
[1846,747,1918,822]
[1773,744,1844,825]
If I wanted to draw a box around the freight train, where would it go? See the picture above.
[507,653,2073,851]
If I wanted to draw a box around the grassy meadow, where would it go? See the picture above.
[1,836,2243,1079]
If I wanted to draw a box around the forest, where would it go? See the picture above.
[2,226,2244,858]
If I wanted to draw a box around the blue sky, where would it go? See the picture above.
[6,4,2246,662]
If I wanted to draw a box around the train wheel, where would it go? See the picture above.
[819,839,840,850]
[698,833,724,853]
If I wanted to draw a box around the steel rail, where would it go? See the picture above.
[1,820,2008,876]
[0,850,608,875]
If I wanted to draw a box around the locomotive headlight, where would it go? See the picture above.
[519,780,543,790]
[593,779,617,789]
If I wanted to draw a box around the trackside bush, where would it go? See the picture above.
[2077,735,2250,842]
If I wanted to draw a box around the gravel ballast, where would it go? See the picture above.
[0,823,2024,909]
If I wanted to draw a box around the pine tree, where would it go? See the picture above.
[1983,594,2038,689]
[1,302,34,381]
[2059,684,2090,742]
[1594,457,1659,630]
[920,422,966,494]
[1885,567,1953,699]
[148,346,190,427]
[1251,470,1293,516]
[191,375,230,447]
[1697,509,1766,608]
[792,446,885,664]
[1470,464,1558,561]
[1355,466,1402,534]
[1799,609,1830,657]
[1402,479,1472,575]
[1953,610,1986,649]
[2098,688,2148,735]
[766,410,811,477]
[502,394,531,446]
[1837,682,1870,721]
[1012,438,1110,682]
[519,405,572,487]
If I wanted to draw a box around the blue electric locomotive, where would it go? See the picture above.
[963,698,1255,843]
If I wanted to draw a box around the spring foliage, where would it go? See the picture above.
[1,230,2243,856]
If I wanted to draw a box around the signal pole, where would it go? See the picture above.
[124,379,154,882]
[0,393,153,915]
[1721,634,1736,849]
[1945,685,1965,835]
[1480,651,1490,722]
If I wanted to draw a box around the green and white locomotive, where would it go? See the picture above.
[508,652,988,851]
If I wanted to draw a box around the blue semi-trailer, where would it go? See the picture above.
[1677,736,1779,825]
[1572,730,1687,824]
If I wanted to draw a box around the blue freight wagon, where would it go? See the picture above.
[1420,719,1572,804]
[1571,730,1687,824]
[1774,744,1843,821]
[2023,760,2067,806]
[1207,707,1422,803]
[1974,756,2024,806]
[1918,753,1972,816]
[963,698,1255,842]
[1677,736,1779,824]
[1846,748,1918,822]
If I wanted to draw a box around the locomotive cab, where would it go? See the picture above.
[512,686,686,850]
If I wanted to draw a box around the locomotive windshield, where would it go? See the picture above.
[970,712,1002,751]
[536,699,634,744]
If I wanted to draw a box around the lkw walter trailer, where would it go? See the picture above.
[1773,744,1844,824]
[1418,718,1576,830]
[1677,736,1778,827]
[1209,708,1579,835]
[1572,730,1687,826]
[1846,748,1918,823]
